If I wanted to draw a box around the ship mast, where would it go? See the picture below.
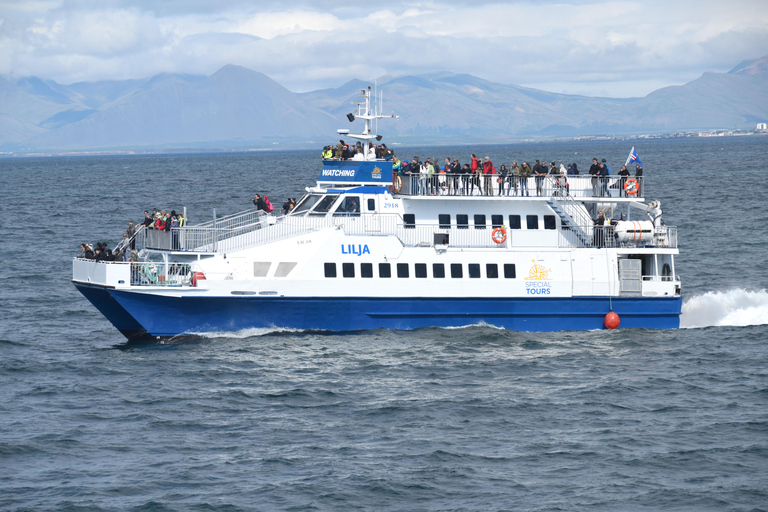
[341,86,398,143]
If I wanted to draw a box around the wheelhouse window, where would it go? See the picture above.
[333,196,361,216]
[293,194,322,214]
[310,195,340,215]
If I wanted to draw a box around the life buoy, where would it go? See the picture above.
[624,178,639,195]
[491,226,507,244]
[392,174,402,193]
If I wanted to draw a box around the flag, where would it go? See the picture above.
[625,146,643,166]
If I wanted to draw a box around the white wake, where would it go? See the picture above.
[680,289,768,328]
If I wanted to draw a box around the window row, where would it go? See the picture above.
[324,262,516,279]
[404,214,557,230]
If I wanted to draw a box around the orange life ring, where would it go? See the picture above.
[392,174,402,193]
[491,226,507,244]
[624,178,638,195]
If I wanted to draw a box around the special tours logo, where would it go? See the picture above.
[525,260,552,295]
[371,165,382,179]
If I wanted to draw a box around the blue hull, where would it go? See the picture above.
[74,283,682,339]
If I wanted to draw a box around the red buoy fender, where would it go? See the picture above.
[604,311,620,329]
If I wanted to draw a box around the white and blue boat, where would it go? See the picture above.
[73,87,682,340]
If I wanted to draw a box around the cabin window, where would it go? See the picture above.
[456,214,469,229]
[438,214,451,229]
[504,264,516,278]
[526,215,539,230]
[254,262,271,277]
[361,263,373,278]
[451,263,463,278]
[293,194,321,214]
[509,215,521,229]
[491,215,503,228]
[486,263,499,278]
[333,196,361,216]
[433,263,445,278]
[544,215,556,230]
[342,263,355,278]
[274,262,297,277]
[474,214,486,229]
[379,263,391,278]
[404,214,416,229]
[367,199,375,211]
[310,195,340,215]
[324,263,337,278]
[415,263,427,278]
[468,264,481,278]
[397,263,409,278]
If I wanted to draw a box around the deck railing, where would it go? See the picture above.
[133,209,676,253]
[396,174,644,199]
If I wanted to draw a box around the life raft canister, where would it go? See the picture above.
[491,226,507,244]
[624,178,639,195]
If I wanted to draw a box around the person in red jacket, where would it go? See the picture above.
[470,153,479,195]
[482,156,494,196]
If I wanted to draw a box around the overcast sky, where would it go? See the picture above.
[1,0,767,97]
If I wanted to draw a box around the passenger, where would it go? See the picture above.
[593,211,608,248]
[599,159,611,197]
[353,148,365,161]
[116,233,131,260]
[635,164,644,196]
[346,198,360,214]
[533,160,547,197]
[451,158,461,195]
[571,162,579,175]
[322,145,334,159]
[419,159,429,195]
[463,163,472,195]
[335,140,345,159]
[126,221,136,250]
[104,248,115,262]
[252,193,268,212]
[481,157,494,196]
[519,162,531,197]
[589,158,600,197]
[178,212,185,227]
[367,143,376,160]
[618,165,630,197]
[282,198,294,215]
[142,210,153,229]
[498,164,508,196]
[170,214,180,250]
[510,161,520,196]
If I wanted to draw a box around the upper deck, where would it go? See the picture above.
[318,159,644,202]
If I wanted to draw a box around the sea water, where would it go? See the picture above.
[1,137,767,511]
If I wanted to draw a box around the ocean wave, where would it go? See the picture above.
[193,326,307,338]
[680,289,768,328]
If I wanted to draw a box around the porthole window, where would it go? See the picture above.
[324,263,337,278]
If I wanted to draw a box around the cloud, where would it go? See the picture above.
[0,0,766,97]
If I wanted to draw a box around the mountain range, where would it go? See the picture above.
[1,56,767,153]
